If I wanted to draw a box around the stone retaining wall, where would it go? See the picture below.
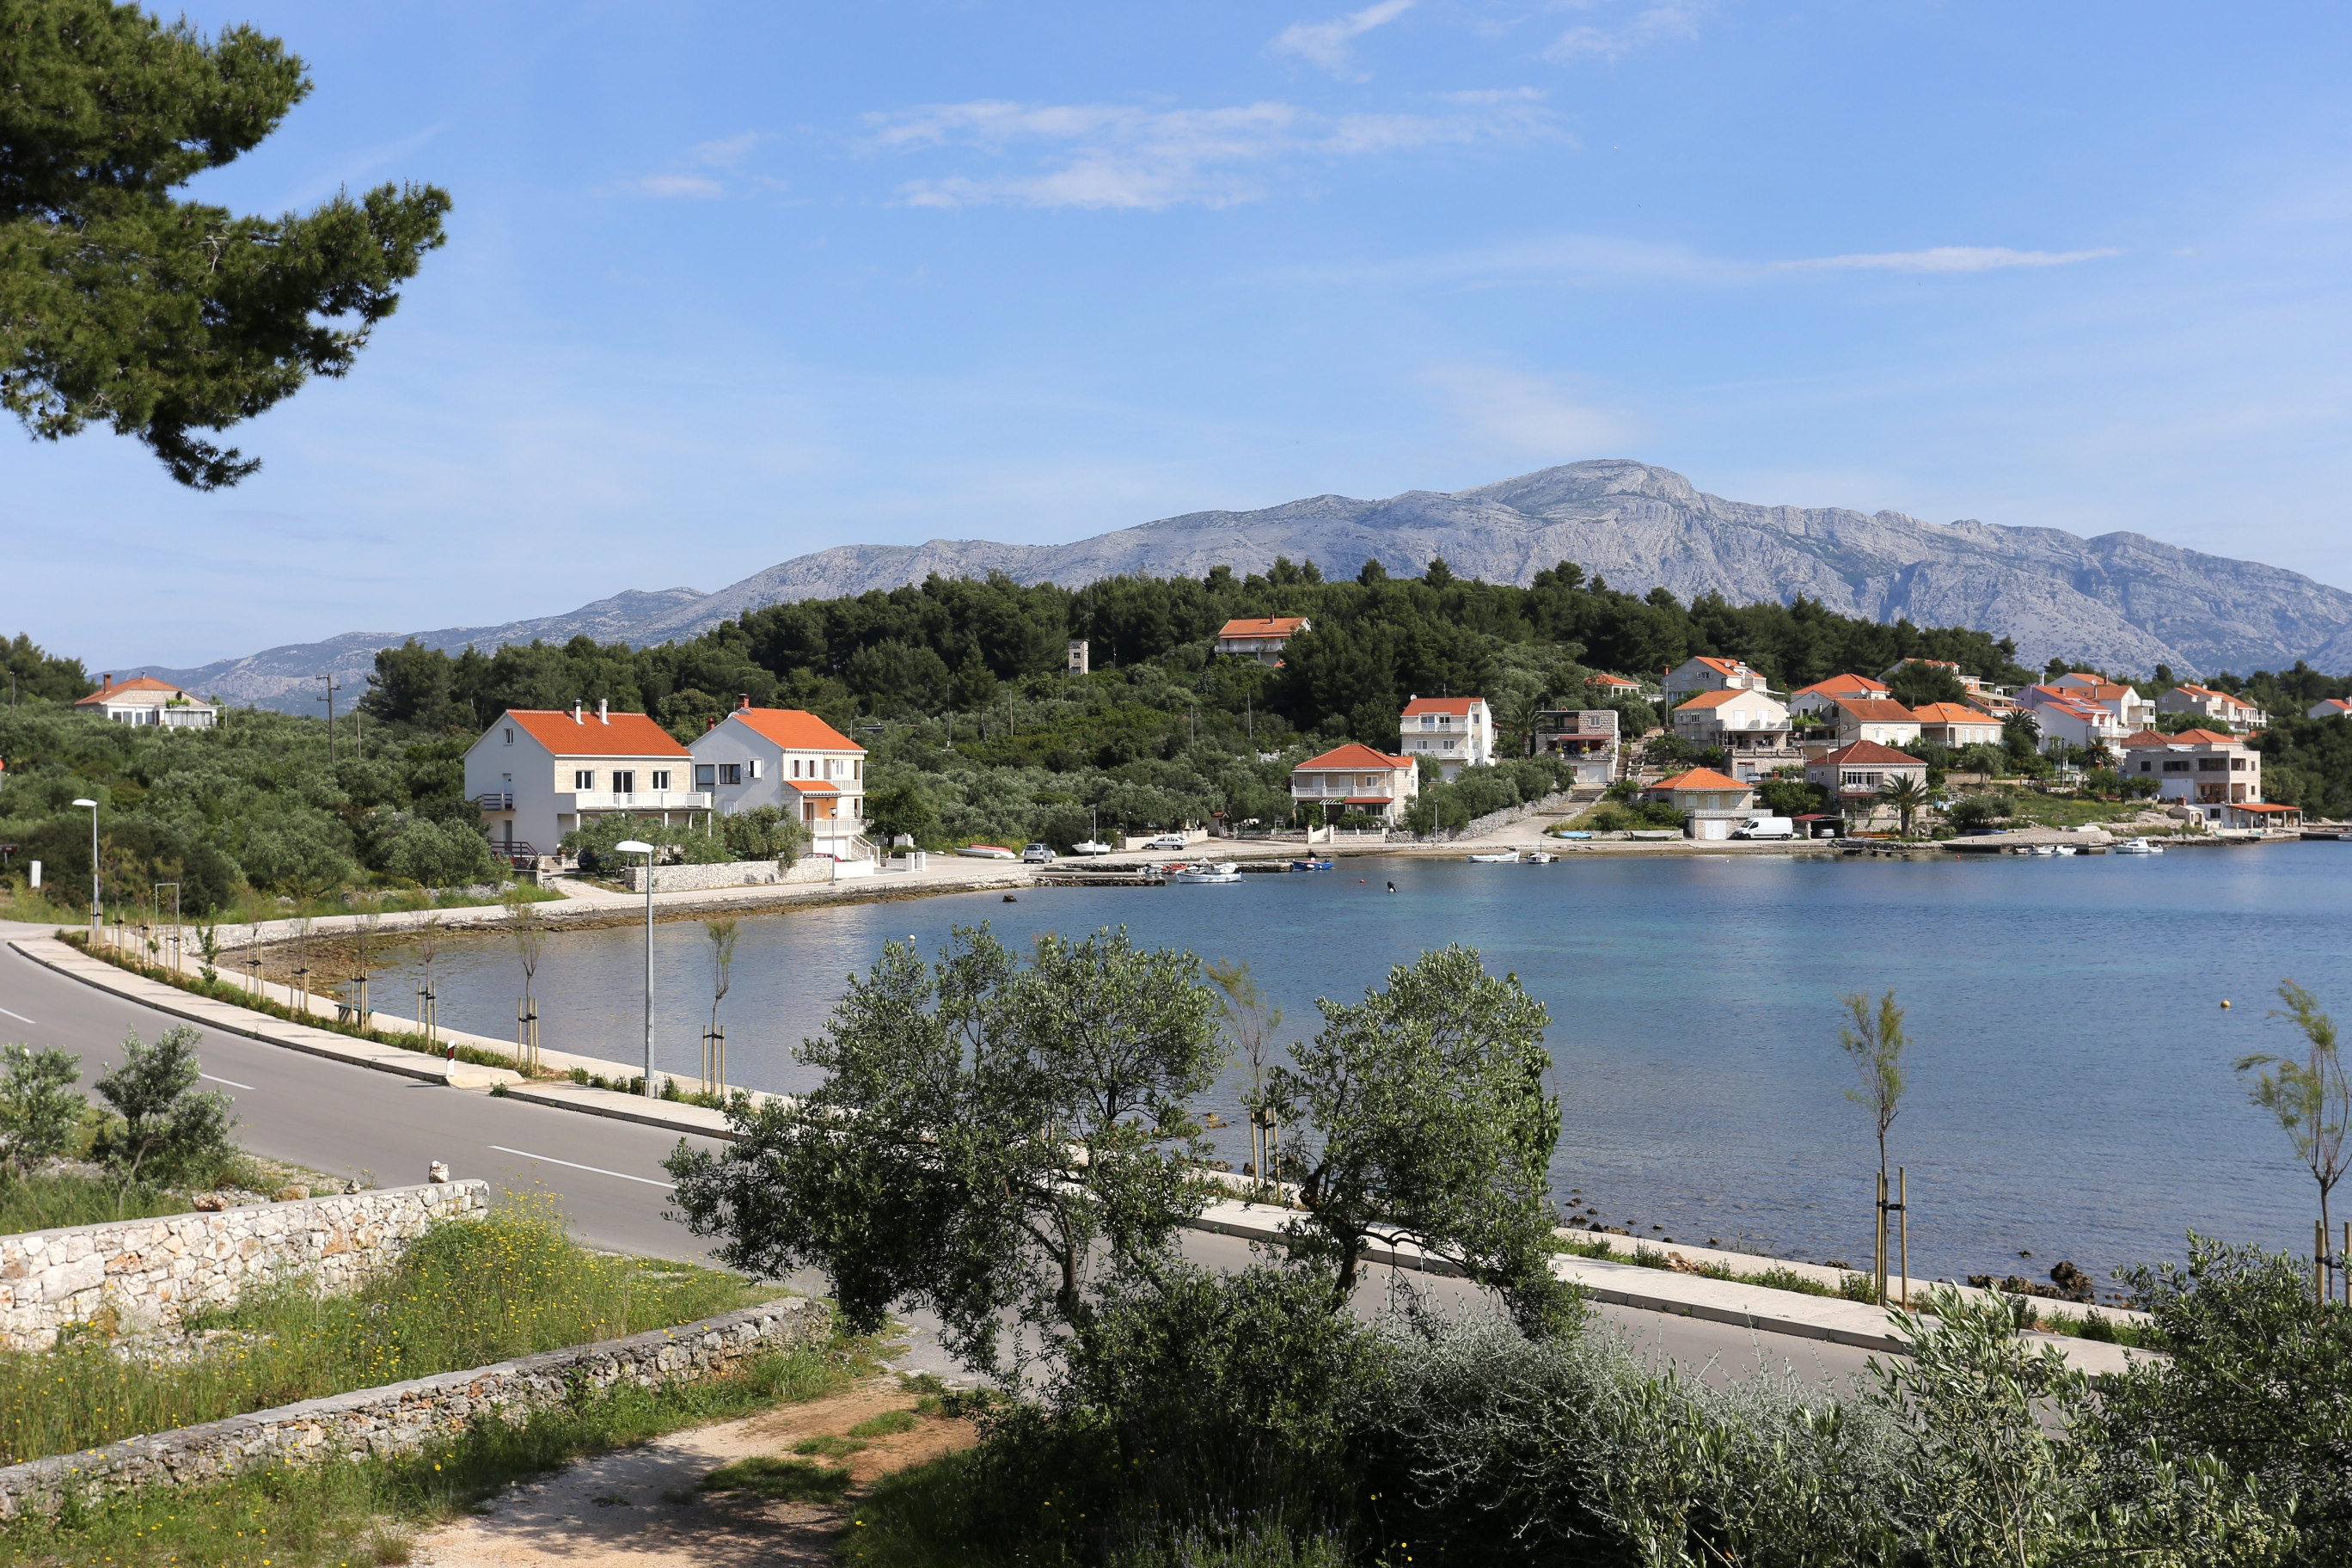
[0,1181,487,1351]
[0,1299,826,1519]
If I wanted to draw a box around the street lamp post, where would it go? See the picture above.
[71,798,99,937]
[616,839,657,1097]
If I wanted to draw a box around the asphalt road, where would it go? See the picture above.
[0,934,1882,1391]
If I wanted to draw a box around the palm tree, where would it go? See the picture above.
[1878,774,1932,838]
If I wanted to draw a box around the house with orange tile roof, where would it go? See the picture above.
[1672,688,1796,781]
[2045,674,2157,731]
[1908,701,2004,749]
[1290,741,1418,824]
[1804,740,1929,824]
[2121,727,2263,824]
[1641,767,1757,840]
[1823,698,1923,749]
[1663,655,1771,707]
[463,701,702,861]
[1400,695,1492,781]
[73,674,217,730]
[2159,683,2265,732]
[690,697,870,861]
[2309,697,2352,720]
[1789,673,1889,719]
[1589,671,1643,691]
[1216,616,1311,666]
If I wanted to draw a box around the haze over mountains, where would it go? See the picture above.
[129,461,2352,713]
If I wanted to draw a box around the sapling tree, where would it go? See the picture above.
[2239,979,2351,1263]
[1270,944,1574,1335]
[666,924,1225,1384]
[93,1026,235,1193]
[1840,989,1908,1294]
[504,885,544,1064]
[1206,958,1282,1196]
[704,917,738,1093]
[0,1044,84,1169]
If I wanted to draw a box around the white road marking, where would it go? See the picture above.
[0,1005,34,1025]
[489,1145,675,1188]
[200,1072,255,1091]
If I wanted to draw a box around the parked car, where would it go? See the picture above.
[1021,842,1057,863]
[1069,839,1115,856]
[1730,815,1796,840]
[1143,833,1190,851]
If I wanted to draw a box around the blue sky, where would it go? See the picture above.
[10,1,2352,667]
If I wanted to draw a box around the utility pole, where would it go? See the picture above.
[317,674,341,763]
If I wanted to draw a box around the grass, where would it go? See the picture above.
[0,1168,194,1235]
[0,1332,872,1568]
[0,1197,778,1466]
[0,879,560,929]
[701,1454,855,1503]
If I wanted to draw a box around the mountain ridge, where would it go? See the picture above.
[122,461,2352,712]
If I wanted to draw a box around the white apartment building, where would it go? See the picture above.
[2023,693,2122,755]
[2121,728,2263,824]
[2160,683,2266,732]
[463,702,704,860]
[1215,616,1311,666]
[689,701,869,860]
[1400,696,1493,781]
[1824,699,1923,749]
[1672,689,1794,781]
[1290,743,1418,824]
[1909,702,2005,749]
[2044,676,2158,732]
[1663,656,1772,707]
[73,675,217,730]
[1790,673,1890,720]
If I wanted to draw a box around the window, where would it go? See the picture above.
[717,763,741,786]
[750,758,763,779]
[504,727,513,744]
[651,770,671,792]
[792,758,801,777]
[2231,758,2248,771]
[854,760,862,781]
[2163,760,2190,773]
[2138,761,2152,773]
[574,769,595,790]
[613,770,635,795]
[2197,758,2226,773]
[695,764,715,787]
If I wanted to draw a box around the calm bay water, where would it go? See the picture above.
[377,845,2352,1286]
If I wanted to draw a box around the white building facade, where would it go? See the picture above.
[1290,742,1419,824]
[689,702,870,861]
[73,675,217,730]
[1663,656,1772,708]
[1400,696,1493,781]
[462,703,704,860]
[2121,728,2263,824]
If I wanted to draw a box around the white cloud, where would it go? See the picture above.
[1270,0,1416,78]
[621,171,726,199]
[1424,363,1643,456]
[688,132,763,168]
[606,132,767,199]
[1780,246,2124,273]
[1546,1,1711,63]
[870,95,1554,211]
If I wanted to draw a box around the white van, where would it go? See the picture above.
[1731,816,1797,840]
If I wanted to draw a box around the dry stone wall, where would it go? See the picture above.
[0,1181,487,1351]
[0,1299,825,1519]
[618,858,814,892]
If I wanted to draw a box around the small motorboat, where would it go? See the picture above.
[2114,836,2164,854]
[2030,844,2059,856]
[1290,858,1334,872]
[1467,850,1520,863]
[1172,861,1243,885]
[1553,831,1594,840]
[1523,849,1557,864]
[2053,844,2078,855]
[955,844,1019,860]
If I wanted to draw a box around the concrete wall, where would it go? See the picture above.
[0,1300,825,1519]
[0,1181,487,1351]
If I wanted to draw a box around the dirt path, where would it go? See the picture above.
[415,1381,974,1568]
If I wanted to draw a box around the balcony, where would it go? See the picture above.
[559,790,713,812]
[475,792,514,811]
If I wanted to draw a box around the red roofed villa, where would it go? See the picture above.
[465,701,701,861]
[1641,767,1757,840]
[1291,741,1418,825]
[1216,616,1312,666]
[74,674,217,730]
[1400,695,1493,780]
[692,697,870,862]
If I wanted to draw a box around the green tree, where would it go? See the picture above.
[2237,980,2351,1257]
[1839,989,1908,1295]
[1,632,94,701]
[1878,773,1932,837]
[0,1044,83,1166]
[91,1025,234,1187]
[0,1,451,487]
[1271,945,1573,1335]
[665,925,1226,1384]
[1884,661,1966,708]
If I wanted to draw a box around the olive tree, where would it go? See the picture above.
[0,1044,85,1167]
[92,1025,236,1189]
[1271,944,1575,1335]
[665,924,1225,1384]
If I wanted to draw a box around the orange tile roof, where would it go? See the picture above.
[1909,702,1999,725]
[1296,742,1412,771]
[726,707,863,752]
[1797,673,1888,697]
[2313,698,2352,714]
[1675,689,1774,711]
[1692,656,1749,676]
[1402,697,1485,715]
[1218,616,1309,640]
[783,778,841,793]
[503,708,689,757]
[2233,802,2298,813]
[1834,699,1920,722]
[1650,767,1749,792]
[2122,727,2239,747]
[1816,740,1927,766]
[75,675,199,706]
[1589,672,1640,687]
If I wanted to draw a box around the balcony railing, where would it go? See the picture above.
[560,790,713,812]
[475,792,514,811]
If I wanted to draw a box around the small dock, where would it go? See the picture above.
[1034,868,1168,888]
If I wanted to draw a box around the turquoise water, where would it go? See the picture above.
[380,845,2352,1287]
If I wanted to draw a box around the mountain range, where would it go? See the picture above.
[124,461,2352,712]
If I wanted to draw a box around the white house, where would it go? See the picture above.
[1216,616,1311,666]
[1291,742,1418,824]
[1663,656,1772,707]
[1805,740,1929,821]
[73,674,217,730]
[2019,690,2122,755]
[689,701,869,861]
[2120,728,2263,824]
[1824,699,1923,748]
[1534,709,1619,787]
[1790,673,1889,720]
[2161,683,2266,731]
[1672,689,1795,781]
[1400,696,1493,781]
[1641,767,1755,841]
[463,702,704,861]
[1908,701,2005,750]
[2309,697,2352,720]
[2045,676,2158,732]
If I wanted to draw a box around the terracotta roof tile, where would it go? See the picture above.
[1650,767,1749,791]
[1219,617,1309,639]
[724,707,863,752]
[1816,740,1926,765]
[502,709,690,757]
[1402,697,1485,715]
[1296,742,1413,771]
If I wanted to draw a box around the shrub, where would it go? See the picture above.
[90,1026,236,1185]
[380,816,499,885]
[0,1044,84,1164]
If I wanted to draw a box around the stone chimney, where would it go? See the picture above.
[572,701,583,723]
[598,698,609,725]
[738,694,751,711]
